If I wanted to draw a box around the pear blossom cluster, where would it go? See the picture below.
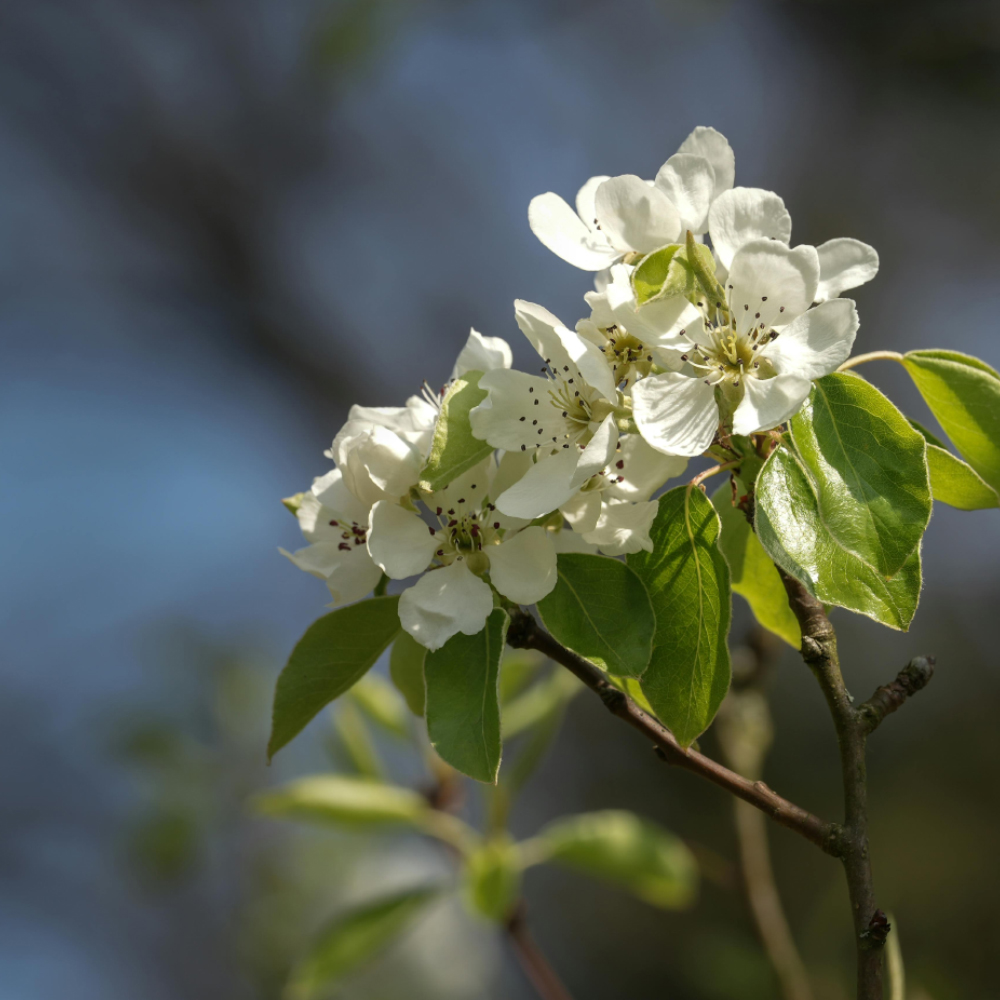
[282,127,879,651]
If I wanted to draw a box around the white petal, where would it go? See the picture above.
[708,187,792,269]
[427,457,494,516]
[605,264,701,349]
[575,174,610,226]
[764,299,859,381]
[632,372,719,458]
[367,501,437,579]
[816,238,880,301]
[594,175,681,254]
[654,153,716,234]
[311,468,371,525]
[494,448,580,519]
[572,415,619,489]
[582,499,658,556]
[561,491,602,534]
[550,528,599,554]
[398,561,495,651]
[677,126,735,201]
[490,449,535,503]
[280,542,382,606]
[732,374,813,435]
[470,369,554,452]
[488,526,558,604]
[335,425,424,504]
[451,328,513,379]
[514,299,616,398]
[528,192,619,271]
[606,434,688,501]
[727,240,820,336]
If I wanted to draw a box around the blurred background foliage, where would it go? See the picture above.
[2,0,999,996]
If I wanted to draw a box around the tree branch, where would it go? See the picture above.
[858,657,935,735]
[776,571,885,999]
[506,904,575,1000]
[506,610,840,856]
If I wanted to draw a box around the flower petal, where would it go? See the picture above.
[494,448,580,519]
[367,500,437,579]
[606,434,688,501]
[561,491,602,533]
[708,187,792,269]
[728,239,820,336]
[594,175,681,254]
[550,528,600,554]
[764,298,859,381]
[605,264,701,349]
[677,126,735,201]
[572,415,619,489]
[488,525,557,604]
[398,561,495,651]
[451,328,513,379]
[280,541,383,606]
[816,238,880,301]
[732,373,813,435]
[311,468,371,525]
[582,499,658,555]
[470,369,554,452]
[575,174,610,226]
[654,153,716,234]
[632,372,719,457]
[528,192,619,271]
[515,300,616,399]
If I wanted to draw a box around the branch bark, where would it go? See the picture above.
[506,904,575,1000]
[777,571,886,999]
[859,657,935,735]
[506,610,840,855]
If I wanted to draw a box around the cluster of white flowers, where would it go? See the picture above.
[282,127,879,652]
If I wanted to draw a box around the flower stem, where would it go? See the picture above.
[689,459,741,491]
[837,351,903,372]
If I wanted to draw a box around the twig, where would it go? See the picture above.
[837,351,903,371]
[859,657,935,735]
[506,904,575,1000]
[776,571,885,999]
[506,610,840,855]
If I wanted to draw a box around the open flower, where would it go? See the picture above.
[528,127,734,271]
[470,300,623,519]
[366,459,558,650]
[632,239,860,456]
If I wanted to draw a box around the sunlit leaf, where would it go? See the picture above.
[418,371,492,493]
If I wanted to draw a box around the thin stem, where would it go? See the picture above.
[506,611,840,855]
[690,459,741,491]
[777,571,884,999]
[837,351,903,372]
[506,905,575,1000]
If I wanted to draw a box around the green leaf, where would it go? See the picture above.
[462,836,522,923]
[389,632,427,718]
[269,597,401,760]
[424,609,507,783]
[537,553,655,677]
[926,444,1000,510]
[285,887,439,1000]
[418,371,493,493]
[788,374,931,578]
[631,240,718,306]
[526,810,698,910]
[711,485,800,648]
[902,349,1000,493]
[255,775,429,827]
[502,667,581,739]
[349,673,411,737]
[331,701,384,779]
[626,487,732,747]
[756,447,922,630]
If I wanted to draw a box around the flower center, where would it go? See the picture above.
[328,518,368,552]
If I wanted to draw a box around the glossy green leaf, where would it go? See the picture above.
[711,485,800,648]
[349,673,411,737]
[255,775,429,827]
[418,371,492,492]
[902,350,1000,493]
[389,631,427,718]
[527,810,697,910]
[909,411,1000,510]
[631,240,717,306]
[285,887,439,1000]
[626,487,732,747]
[269,597,401,760]
[424,609,507,783]
[756,447,922,630]
[788,374,930,578]
[462,837,522,923]
[537,553,655,677]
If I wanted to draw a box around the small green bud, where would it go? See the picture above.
[282,492,307,515]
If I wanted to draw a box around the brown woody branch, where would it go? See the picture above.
[506,609,840,856]
[859,656,935,735]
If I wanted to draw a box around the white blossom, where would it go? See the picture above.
[633,239,860,456]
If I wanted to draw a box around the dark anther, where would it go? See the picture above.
[615,460,624,470]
